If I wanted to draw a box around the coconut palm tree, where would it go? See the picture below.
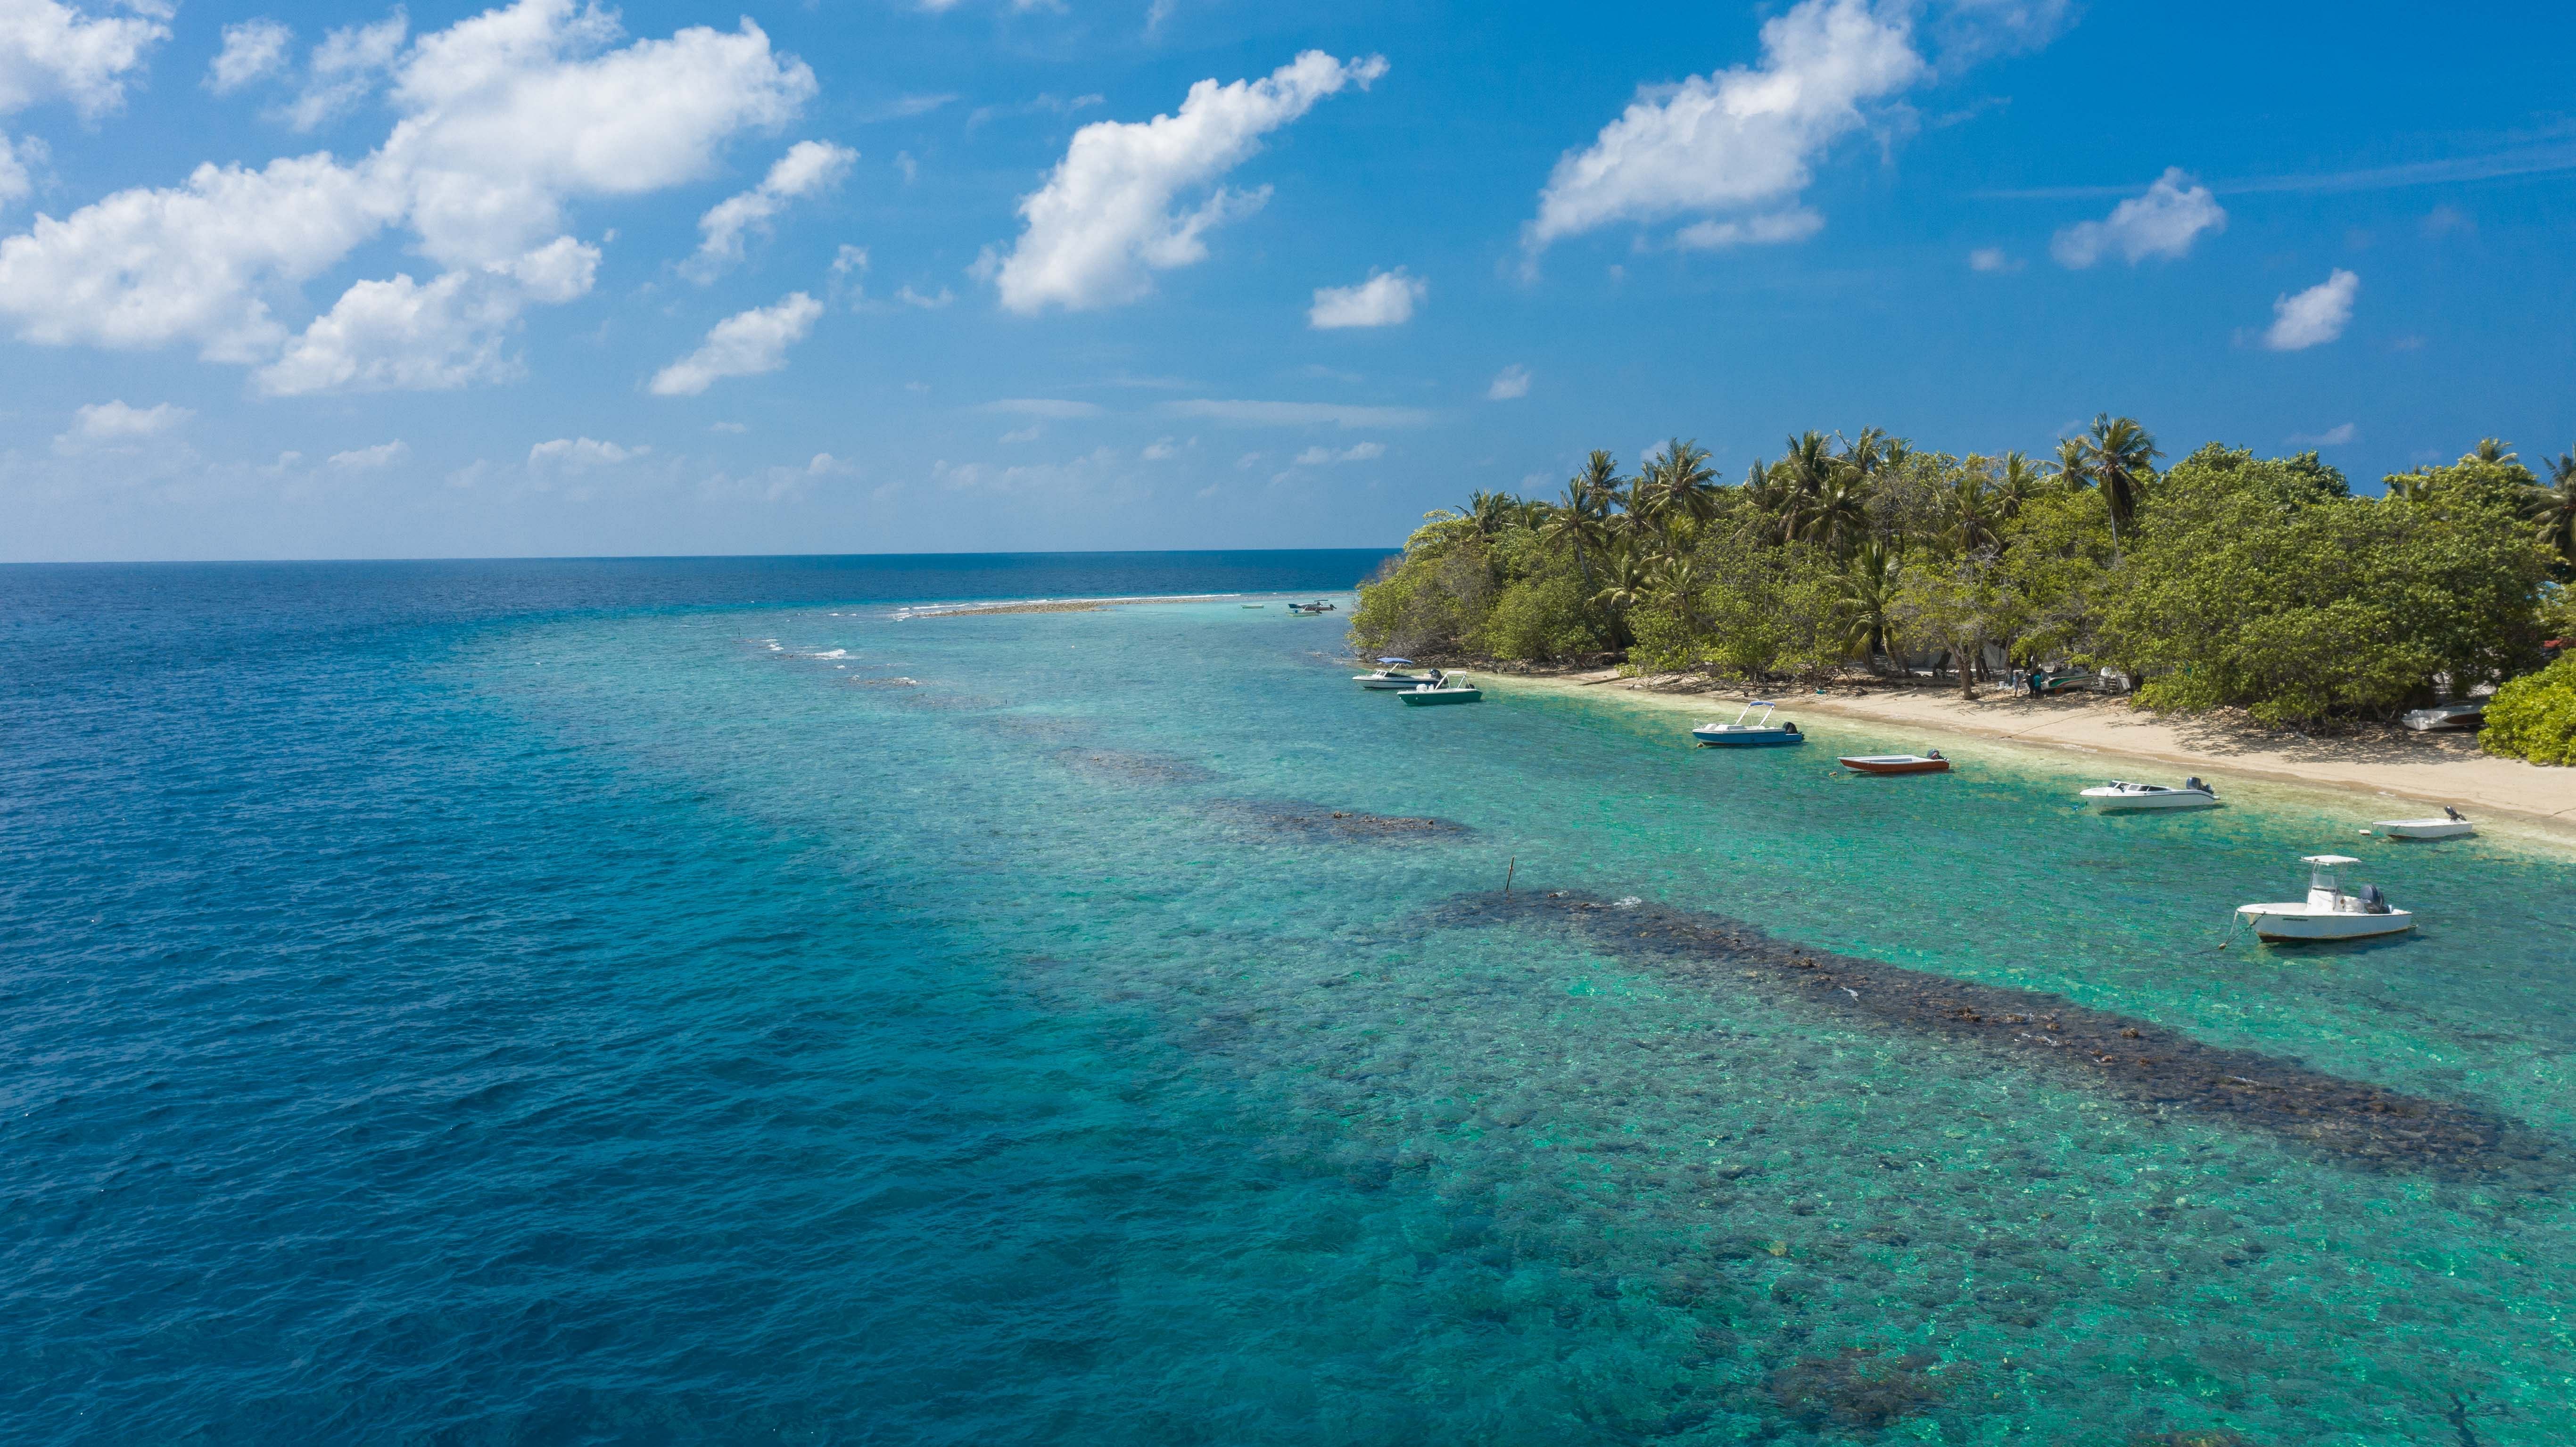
[2533,447,2576,575]
[1459,490,1515,539]
[1795,472,1873,558]
[2475,437,2518,465]
[1835,539,1904,673]
[1994,451,2048,514]
[1940,469,2005,556]
[1543,452,1620,590]
[2083,414,2159,537]
[1591,550,1653,646]
[1770,431,1841,543]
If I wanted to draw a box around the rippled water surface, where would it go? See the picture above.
[4,555,2570,1446]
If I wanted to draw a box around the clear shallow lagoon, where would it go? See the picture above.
[3,555,2569,1445]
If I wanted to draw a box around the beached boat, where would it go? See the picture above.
[1399,676,1482,706]
[2401,702,2485,732]
[1692,700,1806,747]
[2081,778,2221,811]
[2236,855,2414,941]
[1352,658,1443,691]
[1841,752,1949,775]
[2373,807,2475,840]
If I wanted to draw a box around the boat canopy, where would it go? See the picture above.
[1377,658,1414,666]
[2302,855,2360,867]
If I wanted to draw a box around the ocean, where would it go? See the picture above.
[2,552,2568,1445]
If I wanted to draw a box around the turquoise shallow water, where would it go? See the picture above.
[4,556,2570,1444]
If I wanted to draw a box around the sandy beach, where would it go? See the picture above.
[1491,670,2576,840]
[896,594,1246,618]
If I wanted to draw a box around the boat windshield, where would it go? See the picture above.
[1733,701,1776,728]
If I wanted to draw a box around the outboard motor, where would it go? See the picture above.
[2444,806,2466,822]
[2185,776,2208,794]
[2358,884,2390,914]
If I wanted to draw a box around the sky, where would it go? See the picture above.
[2,0,2572,562]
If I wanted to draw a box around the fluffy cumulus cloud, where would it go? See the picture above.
[2050,167,2224,268]
[1487,364,1530,400]
[283,11,409,132]
[0,0,171,117]
[1307,268,1422,329]
[2263,268,2358,352]
[68,398,188,438]
[1523,0,1920,262]
[0,0,817,393]
[685,139,855,281]
[528,435,647,468]
[649,290,821,395]
[984,50,1387,313]
[328,438,410,469]
[206,17,292,95]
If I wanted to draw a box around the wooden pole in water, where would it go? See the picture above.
[1504,856,1515,896]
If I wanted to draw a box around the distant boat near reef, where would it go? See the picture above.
[1841,752,1949,775]
[1288,600,1338,615]
[1241,603,1265,608]
[1353,658,1443,690]
[2082,778,2220,811]
[2401,702,2485,732]
[1692,700,1805,748]
[2237,855,2414,941]
[2370,807,2475,840]
[1399,675,1481,706]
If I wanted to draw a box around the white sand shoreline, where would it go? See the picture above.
[1480,670,2576,847]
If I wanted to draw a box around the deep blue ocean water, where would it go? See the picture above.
[3,553,2570,1446]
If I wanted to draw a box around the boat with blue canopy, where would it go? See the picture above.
[1353,658,1444,690]
[1691,700,1806,748]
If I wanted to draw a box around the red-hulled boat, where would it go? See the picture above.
[1840,753,1951,775]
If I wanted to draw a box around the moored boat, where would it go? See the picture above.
[1692,700,1806,748]
[2237,855,2414,940]
[1840,752,1949,775]
[2082,778,2221,811]
[2401,702,2485,732]
[2372,807,2475,840]
[1353,658,1444,690]
[1399,675,1482,706]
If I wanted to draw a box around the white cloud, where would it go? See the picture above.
[894,283,951,308]
[0,0,817,391]
[69,398,190,438]
[0,0,171,117]
[1293,441,1383,464]
[985,49,1387,312]
[2287,423,2355,446]
[207,18,292,95]
[1672,207,1823,250]
[1487,364,1530,400]
[1141,436,1178,459]
[1523,0,1920,262]
[529,436,647,468]
[284,11,407,132]
[685,139,856,281]
[1967,245,2021,272]
[2050,167,2224,267]
[328,439,410,469]
[1307,268,1422,328]
[1164,398,1433,428]
[649,290,821,395]
[2263,268,2358,351]
[832,243,867,274]
[0,132,38,207]
[980,398,1100,417]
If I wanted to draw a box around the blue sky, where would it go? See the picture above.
[2,0,2571,561]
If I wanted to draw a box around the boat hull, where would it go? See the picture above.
[1354,674,1439,690]
[1693,728,1805,747]
[1841,756,1950,775]
[2237,905,2415,941]
[1400,689,1481,706]
[2085,790,2220,812]
[2374,819,2474,839]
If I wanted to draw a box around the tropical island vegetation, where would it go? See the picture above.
[1350,419,2576,763]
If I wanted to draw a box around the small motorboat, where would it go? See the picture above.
[1692,700,1806,747]
[2236,855,2414,941]
[1353,658,1442,690]
[1399,675,1482,706]
[2372,806,2475,840]
[1288,600,1339,615]
[2401,702,2485,732]
[1241,603,1265,608]
[1841,751,1950,775]
[2082,778,2221,812]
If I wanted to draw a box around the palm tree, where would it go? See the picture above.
[1835,539,1904,673]
[1940,469,2005,555]
[2475,437,2518,465]
[2062,414,2160,556]
[1459,490,1515,539]
[1591,549,1652,646]
[1770,431,1840,543]
[2533,447,2576,575]
[1542,452,1620,591]
[1794,472,1872,558]
[1994,451,2048,515]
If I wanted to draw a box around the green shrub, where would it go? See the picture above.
[1476,574,1600,661]
[2480,655,2576,766]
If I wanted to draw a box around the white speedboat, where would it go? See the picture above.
[2081,778,2220,811]
[2401,703,2484,732]
[1353,658,1442,690]
[1691,700,1806,748]
[2236,855,2414,941]
[2373,807,2474,840]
